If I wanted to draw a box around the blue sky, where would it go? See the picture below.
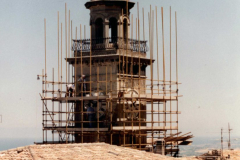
[0,0,240,142]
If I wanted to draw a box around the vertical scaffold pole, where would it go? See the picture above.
[97,66,100,142]
[152,10,155,153]
[61,23,63,141]
[52,68,54,142]
[130,13,133,148]
[175,11,179,155]
[90,25,92,96]
[65,3,68,143]
[110,66,113,145]
[156,6,160,130]
[137,2,142,150]
[42,69,44,142]
[57,12,60,142]
[58,12,60,90]
[44,18,47,142]
[161,7,166,138]
[169,6,173,156]
[170,6,172,135]
[74,26,77,142]
[80,24,83,143]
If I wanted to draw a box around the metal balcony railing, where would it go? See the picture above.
[72,37,148,53]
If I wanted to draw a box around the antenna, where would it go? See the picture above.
[228,123,232,150]
[221,128,224,159]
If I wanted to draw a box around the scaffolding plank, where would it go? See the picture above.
[42,94,177,102]
[44,127,108,132]
[123,94,177,101]
[42,96,109,102]
[112,126,178,131]
[165,135,193,143]
[178,140,192,145]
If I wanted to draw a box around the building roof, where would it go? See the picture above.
[0,143,176,160]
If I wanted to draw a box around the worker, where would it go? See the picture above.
[66,84,75,97]
[57,89,61,98]
[87,102,95,128]
[78,75,86,96]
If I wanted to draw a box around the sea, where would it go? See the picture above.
[0,137,42,151]
[180,136,240,157]
[0,136,240,157]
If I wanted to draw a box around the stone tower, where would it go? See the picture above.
[69,0,150,145]
[40,0,193,156]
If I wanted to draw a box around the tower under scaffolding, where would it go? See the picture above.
[37,0,193,157]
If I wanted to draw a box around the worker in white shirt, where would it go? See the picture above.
[66,84,75,97]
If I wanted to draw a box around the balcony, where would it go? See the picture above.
[72,37,148,54]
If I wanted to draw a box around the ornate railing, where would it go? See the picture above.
[72,37,148,53]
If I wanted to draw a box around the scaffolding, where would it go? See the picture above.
[37,0,192,157]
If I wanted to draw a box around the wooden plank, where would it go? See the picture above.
[56,128,108,132]
[178,140,192,145]
[163,132,182,141]
[112,126,177,131]
[41,96,109,102]
[43,94,178,102]
[123,94,177,101]
[165,135,193,142]
[165,149,179,153]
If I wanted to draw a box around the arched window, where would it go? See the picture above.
[95,18,103,43]
[123,19,128,41]
[109,17,118,43]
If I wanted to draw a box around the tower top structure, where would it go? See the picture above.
[85,0,135,10]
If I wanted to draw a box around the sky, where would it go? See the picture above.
[0,0,240,144]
